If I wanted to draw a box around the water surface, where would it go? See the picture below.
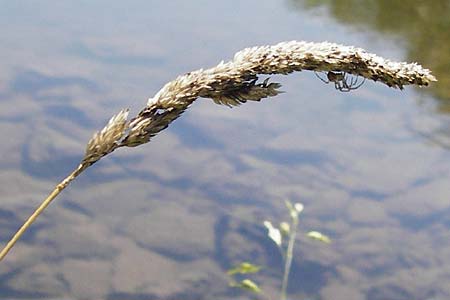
[0,1,449,300]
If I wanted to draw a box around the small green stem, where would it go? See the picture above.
[281,214,298,300]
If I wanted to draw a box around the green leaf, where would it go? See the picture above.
[227,262,262,275]
[230,279,262,293]
[263,220,282,246]
[279,221,290,236]
[285,200,294,212]
[285,200,300,219]
[294,202,304,213]
[307,231,331,243]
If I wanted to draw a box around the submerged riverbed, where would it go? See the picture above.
[0,1,449,299]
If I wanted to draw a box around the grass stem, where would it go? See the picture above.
[281,214,299,300]
[0,164,84,261]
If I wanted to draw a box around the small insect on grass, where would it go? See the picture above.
[315,71,366,92]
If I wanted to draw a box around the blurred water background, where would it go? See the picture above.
[0,1,449,299]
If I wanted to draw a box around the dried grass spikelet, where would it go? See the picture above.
[0,40,436,261]
[83,109,129,165]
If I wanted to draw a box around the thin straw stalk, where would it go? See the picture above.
[0,164,85,260]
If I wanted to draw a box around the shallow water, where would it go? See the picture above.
[0,1,449,300]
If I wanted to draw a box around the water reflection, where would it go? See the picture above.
[11,70,99,96]
[0,1,449,300]
[290,0,450,111]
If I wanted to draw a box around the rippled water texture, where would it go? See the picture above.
[1,1,449,299]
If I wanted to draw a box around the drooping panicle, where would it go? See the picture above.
[126,40,436,149]
[0,40,437,262]
[146,41,435,110]
[231,41,436,88]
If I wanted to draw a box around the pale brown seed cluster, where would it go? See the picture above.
[230,41,436,88]
[82,40,435,167]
